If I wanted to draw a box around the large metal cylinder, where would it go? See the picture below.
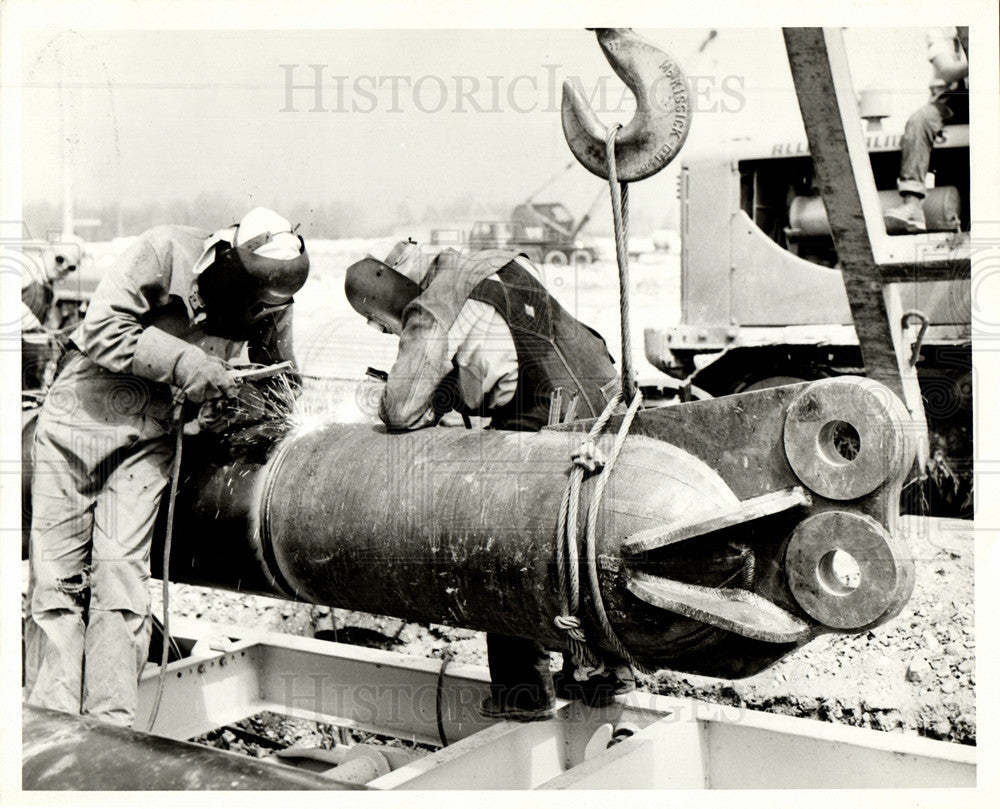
[22,705,355,790]
[164,424,748,671]
[22,377,916,680]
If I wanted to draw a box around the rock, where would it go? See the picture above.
[870,655,894,675]
[958,660,974,674]
[906,657,931,683]
[939,678,957,694]
[922,631,941,653]
[221,730,237,745]
[931,718,952,738]
[944,642,962,657]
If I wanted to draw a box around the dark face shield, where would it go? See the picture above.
[344,257,421,337]
[197,241,307,338]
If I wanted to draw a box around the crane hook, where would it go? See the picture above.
[562,28,692,182]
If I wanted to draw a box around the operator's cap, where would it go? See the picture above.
[365,238,442,285]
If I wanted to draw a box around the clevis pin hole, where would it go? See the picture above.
[817,549,861,595]
[818,420,861,464]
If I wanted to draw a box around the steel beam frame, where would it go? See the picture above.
[91,617,976,790]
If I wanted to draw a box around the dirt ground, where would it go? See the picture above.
[147,514,974,755]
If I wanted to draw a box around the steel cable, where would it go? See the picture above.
[552,123,647,676]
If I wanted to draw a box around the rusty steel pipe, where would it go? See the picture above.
[22,705,358,790]
[161,423,749,672]
[22,377,917,679]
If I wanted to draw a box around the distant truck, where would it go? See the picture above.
[433,201,600,265]
[643,125,971,514]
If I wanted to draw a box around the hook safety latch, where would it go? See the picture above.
[561,28,692,182]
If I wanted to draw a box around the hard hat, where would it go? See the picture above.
[365,238,430,284]
[344,247,422,335]
[195,207,310,333]
[229,207,310,304]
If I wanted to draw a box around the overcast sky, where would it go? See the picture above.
[16,26,935,234]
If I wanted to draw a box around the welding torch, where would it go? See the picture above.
[194,361,296,433]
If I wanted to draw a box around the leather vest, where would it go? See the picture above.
[468,259,617,431]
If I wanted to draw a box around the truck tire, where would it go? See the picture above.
[570,250,592,266]
[543,249,568,266]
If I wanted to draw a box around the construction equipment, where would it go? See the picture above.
[455,161,603,265]
[172,377,915,667]
[18,27,976,790]
[643,28,971,514]
[465,199,601,266]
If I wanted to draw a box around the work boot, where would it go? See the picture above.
[480,634,556,722]
[554,662,636,708]
[884,197,926,233]
[480,693,556,722]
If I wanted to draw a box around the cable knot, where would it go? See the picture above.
[572,439,606,474]
[573,661,607,681]
[554,614,587,642]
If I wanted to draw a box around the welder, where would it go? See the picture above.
[24,207,309,726]
[345,240,633,721]
[21,242,81,390]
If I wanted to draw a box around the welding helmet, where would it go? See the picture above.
[344,240,423,335]
[195,207,310,337]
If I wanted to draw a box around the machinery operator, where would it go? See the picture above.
[345,239,634,721]
[884,26,969,233]
[25,207,309,727]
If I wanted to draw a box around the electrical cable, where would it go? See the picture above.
[435,646,454,748]
[145,394,185,732]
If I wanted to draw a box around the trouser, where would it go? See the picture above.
[898,91,969,197]
[486,634,555,710]
[24,353,173,726]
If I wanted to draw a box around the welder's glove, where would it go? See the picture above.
[177,351,240,403]
[133,326,239,403]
